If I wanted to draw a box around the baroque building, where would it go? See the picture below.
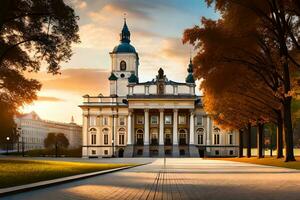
[80,20,238,158]
[15,111,82,151]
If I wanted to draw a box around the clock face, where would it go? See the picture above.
[120,60,126,71]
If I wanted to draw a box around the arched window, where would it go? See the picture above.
[89,128,97,145]
[136,129,144,145]
[214,127,220,132]
[196,128,204,145]
[179,129,187,145]
[118,128,125,145]
[120,60,126,71]
[102,128,109,145]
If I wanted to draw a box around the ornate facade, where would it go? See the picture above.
[80,20,239,158]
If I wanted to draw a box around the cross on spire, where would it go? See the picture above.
[123,13,127,22]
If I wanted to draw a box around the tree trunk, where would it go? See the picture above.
[283,98,296,161]
[276,112,284,158]
[282,58,295,162]
[247,123,251,158]
[257,123,264,158]
[238,129,244,157]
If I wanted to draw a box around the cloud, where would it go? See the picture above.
[160,37,190,61]
[26,68,110,96]
[37,96,65,102]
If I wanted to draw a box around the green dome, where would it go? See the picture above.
[112,19,136,54]
[128,73,138,83]
[112,43,136,53]
[108,73,118,81]
[186,74,195,83]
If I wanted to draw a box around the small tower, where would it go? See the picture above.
[109,18,139,97]
[186,58,195,95]
[70,116,75,124]
[186,58,195,84]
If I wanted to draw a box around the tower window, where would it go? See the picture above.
[120,60,126,71]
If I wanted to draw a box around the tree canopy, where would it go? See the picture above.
[183,0,300,161]
[0,0,79,141]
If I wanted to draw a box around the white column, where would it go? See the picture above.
[206,116,210,145]
[189,111,195,145]
[173,109,178,145]
[144,109,149,145]
[127,112,132,145]
[159,109,164,145]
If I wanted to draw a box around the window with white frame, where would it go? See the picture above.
[165,115,172,124]
[198,134,204,144]
[150,116,158,124]
[213,134,220,145]
[104,135,108,145]
[102,128,109,145]
[91,134,96,145]
[196,128,204,144]
[102,116,108,126]
[118,128,125,145]
[119,133,125,145]
[196,115,203,126]
[89,116,96,126]
[178,115,186,124]
[119,117,125,126]
[137,115,144,124]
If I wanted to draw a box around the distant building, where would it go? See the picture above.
[79,20,239,158]
[14,111,82,151]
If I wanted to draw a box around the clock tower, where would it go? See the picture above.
[109,19,139,97]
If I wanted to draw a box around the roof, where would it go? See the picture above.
[108,73,118,81]
[112,42,136,54]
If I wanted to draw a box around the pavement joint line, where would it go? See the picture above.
[0,162,150,197]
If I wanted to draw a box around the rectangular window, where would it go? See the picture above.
[150,116,158,124]
[198,134,204,144]
[214,134,220,145]
[229,134,233,145]
[104,150,108,155]
[92,150,96,155]
[119,134,125,145]
[104,135,108,145]
[165,115,172,124]
[178,115,186,124]
[119,117,125,126]
[89,116,96,126]
[229,150,234,155]
[215,150,220,155]
[137,115,144,124]
[196,115,203,126]
[103,117,108,126]
[91,134,96,145]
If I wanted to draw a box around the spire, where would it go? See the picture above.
[70,116,75,124]
[120,14,131,43]
[186,58,195,84]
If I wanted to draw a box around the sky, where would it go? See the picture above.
[21,0,219,125]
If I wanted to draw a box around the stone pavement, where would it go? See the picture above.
[4,158,300,200]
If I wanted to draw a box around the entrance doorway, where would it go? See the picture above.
[179,129,187,145]
[198,149,205,158]
[118,148,124,157]
[136,129,144,145]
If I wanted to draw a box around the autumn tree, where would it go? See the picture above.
[0,0,80,142]
[184,0,300,161]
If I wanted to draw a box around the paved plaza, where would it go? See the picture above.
[4,158,300,200]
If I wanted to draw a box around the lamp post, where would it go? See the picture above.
[6,137,10,155]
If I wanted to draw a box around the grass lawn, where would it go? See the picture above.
[208,156,300,170]
[0,159,134,189]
